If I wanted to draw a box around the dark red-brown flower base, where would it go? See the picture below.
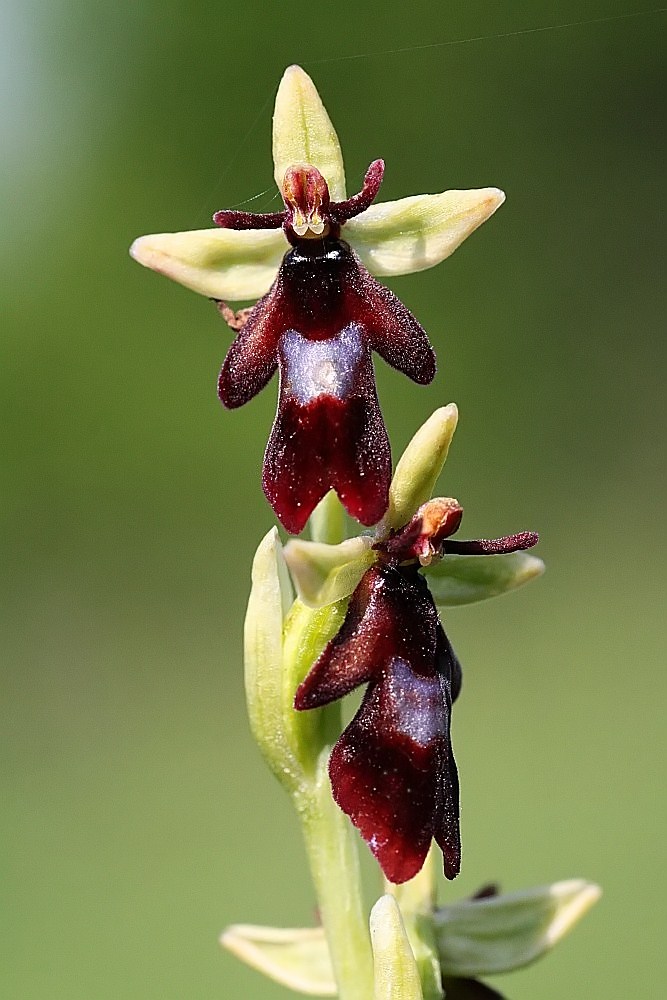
[295,563,461,884]
[217,237,435,534]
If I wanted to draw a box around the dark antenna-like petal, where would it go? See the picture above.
[213,209,285,230]
[330,159,385,223]
[444,531,539,555]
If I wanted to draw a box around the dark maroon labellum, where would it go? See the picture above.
[213,164,436,535]
[295,563,462,884]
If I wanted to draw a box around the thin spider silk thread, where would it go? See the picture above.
[201,7,666,221]
[308,8,666,64]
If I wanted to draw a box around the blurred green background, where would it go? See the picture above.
[2,1,665,997]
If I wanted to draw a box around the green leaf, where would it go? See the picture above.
[284,536,375,608]
[370,895,424,1000]
[345,188,504,277]
[221,924,336,996]
[424,551,545,606]
[273,65,347,201]
[433,879,601,977]
[129,226,286,301]
[382,405,459,532]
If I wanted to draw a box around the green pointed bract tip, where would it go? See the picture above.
[433,879,601,978]
[370,895,425,1000]
[221,923,336,997]
[308,490,347,546]
[382,404,459,533]
[273,65,347,201]
[386,850,442,1000]
[244,528,299,787]
[424,550,545,606]
[284,536,375,609]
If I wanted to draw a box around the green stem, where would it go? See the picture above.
[283,496,372,999]
[298,740,374,1000]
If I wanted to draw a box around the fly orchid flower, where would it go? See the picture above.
[294,498,538,884]
[130,66,505,534]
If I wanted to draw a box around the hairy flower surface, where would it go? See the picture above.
[294,498,538,884]
[130,66,504,533]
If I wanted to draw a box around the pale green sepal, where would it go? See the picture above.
[309,490,347,545]
[345,188,505,277]
[284,536,375,608]
[220,924,336,997]
[387,850,442,1000]
[370,895,424,1000]
[273,65,346,200]
[129,227,287,301]
[244,528,302,788]
[425,551,545,607]
[434,879,601,977]
[382,405,458,532]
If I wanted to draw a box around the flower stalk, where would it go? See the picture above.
[296,493,374,1000]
